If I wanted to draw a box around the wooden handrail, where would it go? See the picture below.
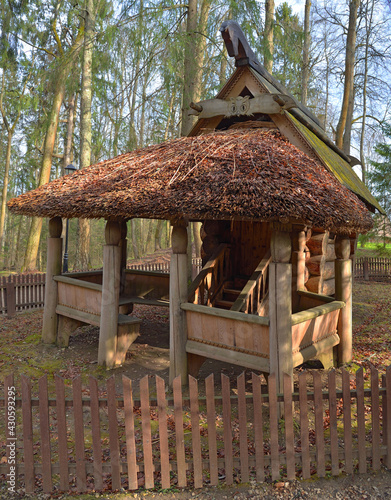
[188,244,229,305]
[231,250,271,314]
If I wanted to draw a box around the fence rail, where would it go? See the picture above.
[1,366,390,495]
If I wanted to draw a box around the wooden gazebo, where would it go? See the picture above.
[8,22,383,392]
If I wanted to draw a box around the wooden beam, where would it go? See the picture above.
[186,340,270,373]
[291,301,345,326]
[335,236,352,365]
[181,302,269,326]
[42,217,62,344]
[292,333,340,367]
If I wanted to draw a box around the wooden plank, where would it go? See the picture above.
[291,301,344,326]
[268,373,280,481]
[237,372,249,483]
[328,370,339,476]
[89,377,103,491]
[382,375,387,457]
[186,340,270,373]
[205,374,218,486]
[181,302,270,326]
[55,375,69,491]
[292,333,340,369]
[189,376,203,488]
[73,376,86,492]
[356,368,367,473]
[252,373,264,482]
[107,377,121,490]
[283,373,295,480]
[21,375,34,493]
[140,376,154,489]
[122,376,138,490]
[54,274,103,291]
[221,374,233,485]
[313,372,325,477]
[370,366,380,471]
[38,376,52,493]
[298,372,310,479]
[156,376,170,490]
[342,369,353,474]
[173,376,187,487]
[386,366,391,469]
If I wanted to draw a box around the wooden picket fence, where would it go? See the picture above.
[0,274,46,317]
[355,257,391,279]
[1,366,390,495]
[127,258,203,276]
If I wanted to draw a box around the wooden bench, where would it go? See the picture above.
[56,304,141,366]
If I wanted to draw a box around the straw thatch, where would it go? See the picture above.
[8,128,373,234]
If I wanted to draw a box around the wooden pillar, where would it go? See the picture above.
[291,225,306,313]
[98,221,121,368]
[335,235,352,365]
[269,228,292,395]
[42,217,63,344]
[120,221,127,295]
[169,222,188,385]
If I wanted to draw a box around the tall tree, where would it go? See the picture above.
[335,0,360,152]
[301,0,311,105]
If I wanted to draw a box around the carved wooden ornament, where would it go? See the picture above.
[189,94,296,119]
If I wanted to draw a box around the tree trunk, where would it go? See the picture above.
[335,0,360,151]
[76,0,96,271]
[180,0,198,136]
[0,131,12,255]
[193,221,202,258]
[154,220,164,251]
[301,0,311,105]
[264,0,275,73]
[63,93,77,172]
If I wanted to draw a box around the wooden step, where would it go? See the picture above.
[223,288,241,302]
[233,276,250,289]
[215,299,235,310]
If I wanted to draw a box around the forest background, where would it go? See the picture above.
[0,0,390,273]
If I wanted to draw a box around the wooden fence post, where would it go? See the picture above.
[363,258,369,280]
[6,277,16,317]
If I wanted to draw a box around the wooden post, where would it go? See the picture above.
[42,217,62,343]
[291,225,306,313]
[335,235,352,366]
[98,221,121,368]
[269,228,292,396]
[169,222,188,385]
[363,257,369,280]
[120,221,127,295]
[6,277,16,317]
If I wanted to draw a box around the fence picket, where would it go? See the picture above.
[298,372,310,479]
[107,376,121,490]
[205,374,218,486]
[313,371,325,478]
[189,376,203,488]
[173,375,187,487]
[356,368,367,473]
[387,366,391,469]
[73,376,86,492]
[156,376,170,489]
[237,372,249,483]
[21,375,34,493]
[55,375,69,491]
[5,374,16,488]
[123,376,138,490]
[38,376,52,493]
[252,372,264,482]
[89,376,103,491]
[370,367,380,471]
[328,370,339,476]
[140,375,154,489]
[221,373,233,485]
[268,373,279,481]
[283,373,295,480]
[342,369,353,473]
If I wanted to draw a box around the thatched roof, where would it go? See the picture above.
[8,128,373,234]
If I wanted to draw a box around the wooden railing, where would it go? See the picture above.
[1,366,390,495]
[188,244,230,306]
[231,251,271,314]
